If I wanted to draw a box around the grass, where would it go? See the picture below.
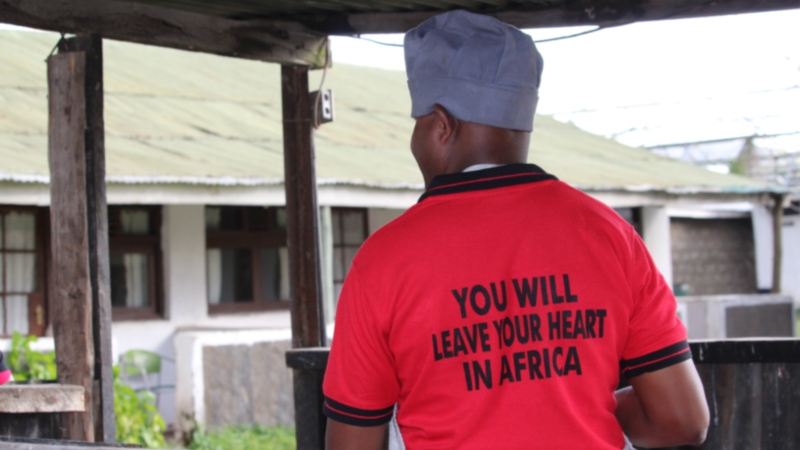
[796,310,800,337]
[187,425,295,450]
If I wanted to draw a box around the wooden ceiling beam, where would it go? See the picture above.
[328,0,800,34]
[0,0,329,68]
[2,0,797,59]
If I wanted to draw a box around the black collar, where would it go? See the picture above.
[418,164,557,203]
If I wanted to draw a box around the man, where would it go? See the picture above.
[323,10,709,449]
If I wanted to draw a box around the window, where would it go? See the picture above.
[614,207,643,236]
[0,208,47,337]
[206,206,289,314]
[109,206,163,320]
[332,208,368,303]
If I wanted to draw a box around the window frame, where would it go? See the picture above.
[614,207,643,236]
[108,205,164,321]
[205,206,289,315]
[0,206,49,337]
[331,207,369,296]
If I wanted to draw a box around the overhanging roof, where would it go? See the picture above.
[2,0,799,67]
[91,0,800,33]
[0,30,776,200]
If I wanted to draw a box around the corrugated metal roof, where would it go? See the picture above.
[0,30,774,195]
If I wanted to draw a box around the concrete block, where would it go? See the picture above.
[679,294,795,339]
[202,340,294,430]
[251,341,294,427]
[0,385,84,413]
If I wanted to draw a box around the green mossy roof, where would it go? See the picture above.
[0,30,772,194]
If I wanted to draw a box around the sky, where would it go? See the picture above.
[330,9,800,152]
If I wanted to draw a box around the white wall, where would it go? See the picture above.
[111,205,407,424]
[163,205,206,322]
[321,205,335,326]
[781,214,800,306]
[111,204,292,424]
[641,206,673,288]
[752,204,775,291]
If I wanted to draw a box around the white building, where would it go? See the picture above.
[0,30,790,430]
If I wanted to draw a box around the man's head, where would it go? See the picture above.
[404,10,543,186]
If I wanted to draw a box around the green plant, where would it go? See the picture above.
[6,331,57,382]
[187,425,296,450]
[114,365,167,448]
[6,334,167,447]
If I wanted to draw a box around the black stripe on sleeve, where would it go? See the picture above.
[323,396,394,427]
[620,341,692,379]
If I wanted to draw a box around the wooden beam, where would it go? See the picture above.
[281,64,326,350]
[281,64,326,450]
[2,0,798,40]
[57,34,116,444]
[47,50,94,442]
[327,0,800,33]
[0,0,329,68]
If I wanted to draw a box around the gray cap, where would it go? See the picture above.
[404,10,543,132]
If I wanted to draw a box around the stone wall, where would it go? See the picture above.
[671,218,757,295]
[678,294,794,339]
[202,339,294,430]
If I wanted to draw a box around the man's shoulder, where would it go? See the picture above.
[548,180,636,229]
[354,180,636,265]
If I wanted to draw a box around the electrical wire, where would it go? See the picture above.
[45,32,66,61]
[536,26,608,43]
[356,36,404,48]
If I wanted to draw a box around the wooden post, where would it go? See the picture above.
[281,64,326,450]
[47,34,114,443]
[48,48,94,443]
[281,64,326,349]
[772,193,784,294]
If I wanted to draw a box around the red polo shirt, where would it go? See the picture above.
[324,164,689,449]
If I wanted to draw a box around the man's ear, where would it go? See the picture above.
[432,104,458,145]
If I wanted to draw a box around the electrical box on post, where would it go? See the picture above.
[310,89,334,125]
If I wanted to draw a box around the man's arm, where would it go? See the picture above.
[615,359,709,448]
[326,418,388,450]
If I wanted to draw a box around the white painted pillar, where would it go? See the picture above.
[641,206,673,288]
[163,204,208,322]
[781,216,800,306]
[751,205,774,291]
[319,205,335,325]
[164,205,208,430]
[174,331,204,439]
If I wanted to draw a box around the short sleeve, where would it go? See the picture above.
[323,264,399,426]
[620,229,691,379]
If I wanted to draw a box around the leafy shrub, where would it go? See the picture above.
[114,365,167,448]
[6,331,57,382]
[188,425,296,450]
